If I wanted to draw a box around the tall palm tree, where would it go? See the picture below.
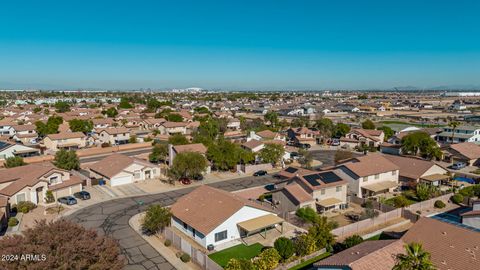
[448,121,460,143]
[393,242,435,270]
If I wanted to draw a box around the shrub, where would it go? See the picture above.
[253,248,281,270]
[180,253,190,263]
[141,204,172,235]
[343,235,364,249]
[434,200,446,209]
[8,217,18,227]
[17,201,36,213]
[274,237,294,261]
[392,196,410,208]
[295,207,318,223]
[164,239,171,247]
[45,190,55,203]
[451,194,464,204]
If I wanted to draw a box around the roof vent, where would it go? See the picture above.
[442,231,447,235]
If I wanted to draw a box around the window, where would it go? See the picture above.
[321,189,325,195]
[336,186,342,192]
[50,176,59,184]
[134,171,141,179]
[374,174,379,180]
[363,176,368,182]
[183,222,188,230]
[16,193,26,202]
[392,170,397,176]
[215,230,228,242]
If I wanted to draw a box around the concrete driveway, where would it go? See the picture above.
[66,175,279,270]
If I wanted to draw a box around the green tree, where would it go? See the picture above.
[53,149,80,170]
[342,235,364,249]
[308,216,336,250]
[118,97,133,109]
[54,101,71,113]
[401,131,441,159]
[104,107,118,118]
[253,248,281,270]
[259,143,284,166]
[141,204,172,235]
[378,126,394,141]
[207,138,243,171]
[393,242,435,270]
[129,135,138,143]
[264,111,279,128]
[33,107,42,113]
[194,106,210,114]
[362,119,375,129]
[166,113,183,122]
[298,149,313,169]
[416,183,437,201]
[45,190,55,203]
[333,123,351,138]
[5,156,26,168]
[168,134,189,145]
[296,206,319,223]
[225,259,242,270]
[294,233,317,256]
[315,118,334,141]
[274,237,294,261]
[169,152,207,180]
[35,116,63,136]
[448,120,460,143]
[68,119,93,133]
[149,144,168,163]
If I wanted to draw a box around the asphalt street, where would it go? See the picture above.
[67,175,278,270]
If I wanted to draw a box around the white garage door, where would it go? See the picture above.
[110,175,133,187]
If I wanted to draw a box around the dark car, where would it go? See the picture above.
[295,143,311,149]
[179,178,192,185]
[73,191,91,200]
[264,184,276,191]
[253,170,268,176]
[58,196,77,205]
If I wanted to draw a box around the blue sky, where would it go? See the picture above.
[0,0,479,90]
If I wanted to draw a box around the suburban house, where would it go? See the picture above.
[0,163,83,206]
[401,217,480,270]
[97,127,131,145]
[287,127,319,144]
[461,200,480,229]
[249,130,285,142]
[226,118,241,130]
[170,185,282,250]
[336,154,399,198]
[158,121,188,135]
[0,141,39,160]
[141,118,166,130]
[273,168,348,213]
[341,129,385,149]
[92,118,115,129]
[383,155,449,188]
[437,125,480,144]
[314,239,405,270]
[43,132,87,151]
[168,143,210,173]
[10,124,39,145]
[242,139,265,153]
[87,153,160,187]
[443,142,480,166]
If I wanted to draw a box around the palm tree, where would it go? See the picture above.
[393,242,435,270]
[448,121,460,144]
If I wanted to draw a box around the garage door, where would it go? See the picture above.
[110,175,132,187]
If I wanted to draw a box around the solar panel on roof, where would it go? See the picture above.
[303,174,322,186]
[285,167,298,173]
[318,171,342,184]
[0,141,11,150]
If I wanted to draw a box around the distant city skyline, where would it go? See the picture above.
[1,0,479,90]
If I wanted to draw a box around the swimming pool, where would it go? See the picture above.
[430,212,480,233]
[453,176,476,184]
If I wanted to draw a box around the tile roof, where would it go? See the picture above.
[173,143,207,154]
[242,139,264,150]
[46,132,86,140]
[0,163,64,196]
[383,155,446,180]
[449,142,480,160]
[170,185,274,235]
[315,239,404,270]
[340,154,399,177]
[402,217,480,270]
[283,183,313,204]
[88,153,149,179]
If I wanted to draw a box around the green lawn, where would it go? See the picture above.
[208,243,264,267]
[288,252,331,270]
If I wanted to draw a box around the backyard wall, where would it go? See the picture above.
[164,227,223,270]
[237,163,273,174]
[274,248,326,270]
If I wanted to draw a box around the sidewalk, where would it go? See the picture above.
[129,213,199,270]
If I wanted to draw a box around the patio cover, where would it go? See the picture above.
[362,181,397,193]
[13,149,39,154]
[420,174,449,182]
[316,197,343,207]
[237,214,284,233]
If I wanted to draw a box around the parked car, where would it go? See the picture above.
[295,143,311,149]
[73,191,91,200]
[179,178,192,185]
[290,152,300,160]
[57,196,77,205]
[451,162,467,170]
[331,139,340,146]
[253,170,268,176]
[264,184,276,191]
